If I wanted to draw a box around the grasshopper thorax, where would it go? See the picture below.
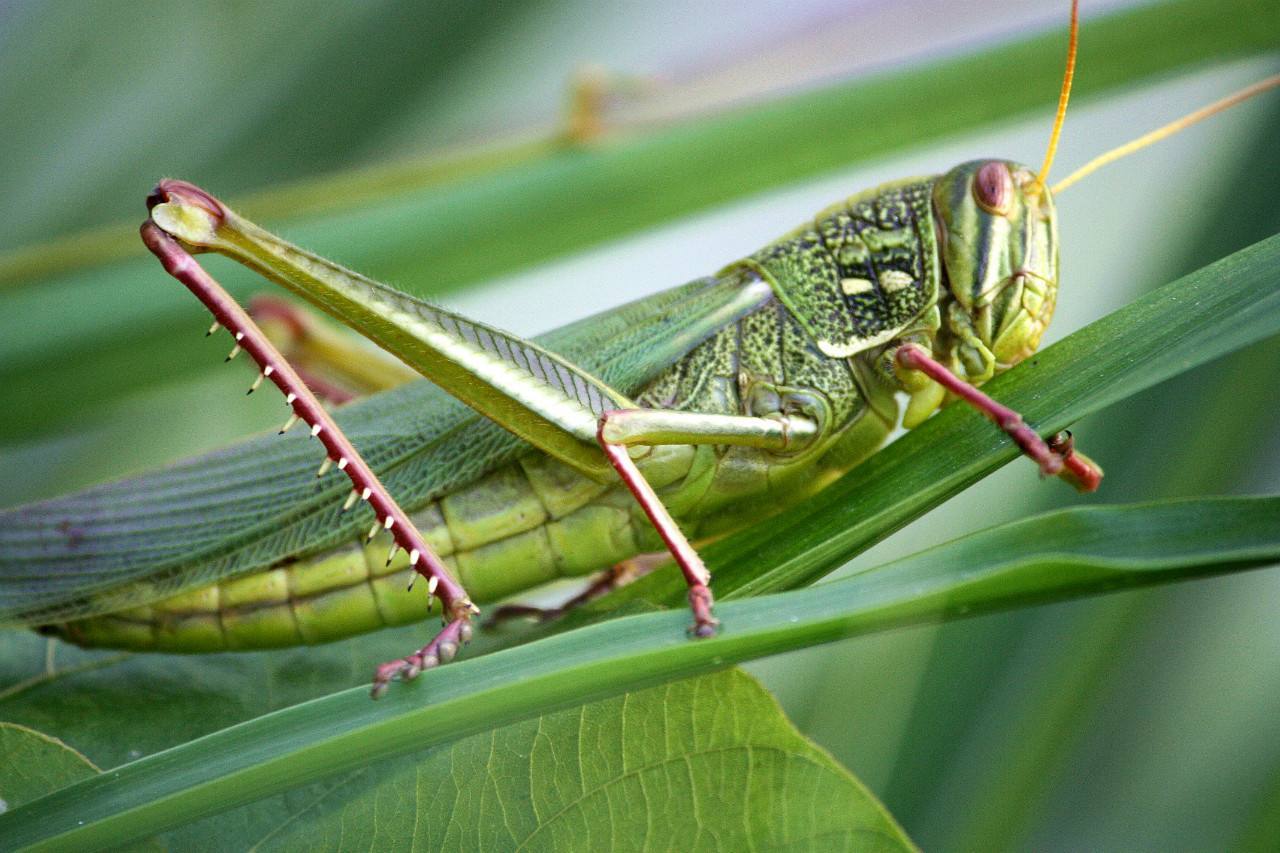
[931,160,1058,382]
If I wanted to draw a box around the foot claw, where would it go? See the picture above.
[690,620,720,639]
[369,616,471,696]
[686,585,718,639]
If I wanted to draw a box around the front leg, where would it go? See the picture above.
[895,343,1103,491]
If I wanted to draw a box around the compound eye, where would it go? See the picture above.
[973,161,1014,215]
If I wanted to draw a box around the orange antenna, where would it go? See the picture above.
[1051,73,1280,193]
[1034,0,1080,193]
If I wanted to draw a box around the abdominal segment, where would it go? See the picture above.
[50,453,651,652]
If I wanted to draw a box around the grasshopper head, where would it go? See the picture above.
[931,160,1058,381]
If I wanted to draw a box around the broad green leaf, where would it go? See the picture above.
[2,494,1277,850]
[229,670,914,852]
[0,722,98,812]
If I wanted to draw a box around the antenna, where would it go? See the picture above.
[1051,73,1280,193]
[1034,0,1080,194]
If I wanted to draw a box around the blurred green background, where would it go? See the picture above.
[2,0,1278,849]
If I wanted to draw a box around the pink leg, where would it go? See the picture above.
[896,343,1102,492]
[141,185,477,699]
[597,413,719,638]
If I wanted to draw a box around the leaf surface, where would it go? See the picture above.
[0,722,98,812]
[2,494,1277,849]
[240,670,915,853]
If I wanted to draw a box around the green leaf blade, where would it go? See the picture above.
[0,723,98,814]
[242,670,915,853]
[4,494,1277,850]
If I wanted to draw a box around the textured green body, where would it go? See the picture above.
[38,177,950,651]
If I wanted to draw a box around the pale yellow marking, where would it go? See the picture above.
[879,270,915,293]
[840,277,875,296]
[817,326,901,358]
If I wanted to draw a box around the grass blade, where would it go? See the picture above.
[2,495,1277,850]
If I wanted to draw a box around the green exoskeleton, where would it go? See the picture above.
[1,7,1273,697]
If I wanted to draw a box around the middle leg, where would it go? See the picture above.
[596,407,821,637]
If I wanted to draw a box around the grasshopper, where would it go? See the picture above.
[1,4,1274,698]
